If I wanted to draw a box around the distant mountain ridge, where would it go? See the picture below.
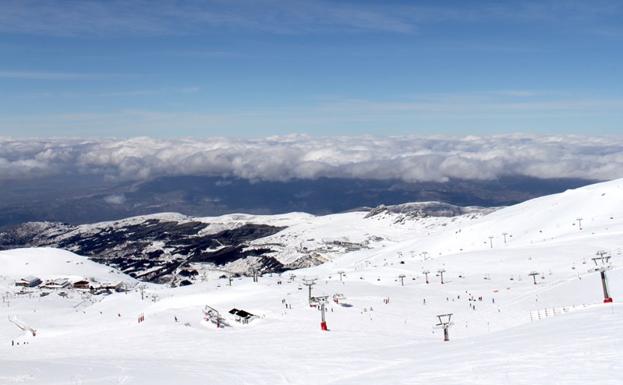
[0,175,595,227]
[0,202,491,285]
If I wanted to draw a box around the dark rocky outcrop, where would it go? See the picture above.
[0,217,286,284]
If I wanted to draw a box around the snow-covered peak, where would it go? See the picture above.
[364,201,495,219]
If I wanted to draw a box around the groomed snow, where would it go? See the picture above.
[0,248,135,283]
[1,179,622,384]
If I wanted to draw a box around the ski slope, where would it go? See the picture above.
[1,179,622,384]
[0,248,134,282]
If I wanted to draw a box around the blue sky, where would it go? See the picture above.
[0,0,622,138]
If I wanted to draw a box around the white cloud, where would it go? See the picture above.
[0,70,131,80]
[1,1,619,37]
[0,0,417,37]
[104,194,126,205]
[1,135,622,183]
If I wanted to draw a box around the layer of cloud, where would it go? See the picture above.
[0,0,620,37]
[0,0,416,37]
[1,135,622,183]
[0,70,132,80]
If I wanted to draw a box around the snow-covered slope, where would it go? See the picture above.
[0,202,492,282]
[1,179,622,384]
[0,248,135,283]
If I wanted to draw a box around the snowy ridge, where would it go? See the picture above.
[364,201,495,220]
[0,202,491,282]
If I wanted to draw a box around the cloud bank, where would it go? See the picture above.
[1,135,622,183]
[1,0,619,37]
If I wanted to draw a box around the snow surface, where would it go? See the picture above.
[1,179,623,384]
[0,248,135,283]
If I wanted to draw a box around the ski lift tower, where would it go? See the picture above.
[317,296,330,331]
[437,269,446,284]
[422,270,430,284]
[138,284,145,301]
[337,271,346,282]
[302,278,318,305]
[398,274,406,286]
[592,252,613,303]
[435,313,454,342]
[528,271,539,285]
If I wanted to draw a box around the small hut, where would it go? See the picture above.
[72,279,91,290]
[228,308,258,324]
[41,278,70,290]
[15,276,42,288]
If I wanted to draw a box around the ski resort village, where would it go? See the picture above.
[1,179,622,384]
